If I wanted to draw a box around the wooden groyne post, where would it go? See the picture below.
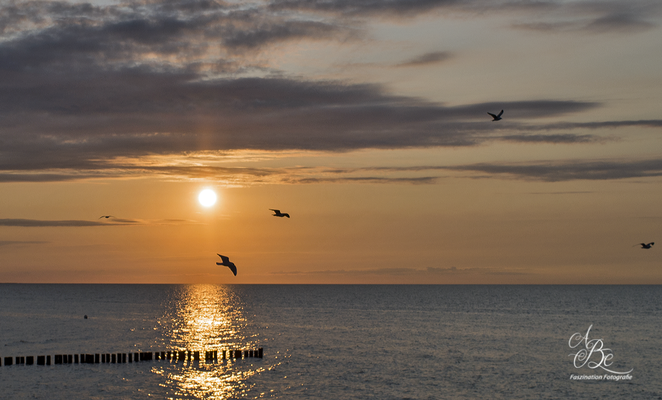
[1,347,263,367]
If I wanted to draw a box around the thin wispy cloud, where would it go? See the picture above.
[449,159,662,182]
[0,218,198,227]
[0,219,139,227]
[272,266,529,276]
[0,240,48,247]
[395,51,453,67]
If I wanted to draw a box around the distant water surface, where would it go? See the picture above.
[1,284,661,399]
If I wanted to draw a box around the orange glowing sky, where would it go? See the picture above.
[1,0,662,283]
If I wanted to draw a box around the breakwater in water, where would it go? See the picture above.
[1,348,263,366]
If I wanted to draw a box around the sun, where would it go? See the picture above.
[198,189,217,207]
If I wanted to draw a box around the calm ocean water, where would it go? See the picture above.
[1,284,661,399]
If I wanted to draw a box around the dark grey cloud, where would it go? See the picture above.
[0,0,659,183]
[584,13,656,33]
[269,0,461,17]
[0,219,139,227]
[283,176,439,184]
[269,0,661,34]
[500,134,598,144]
[396,51,453,67]
[449,159,662,182]
[9,156,660,184]
[510,1,659,33]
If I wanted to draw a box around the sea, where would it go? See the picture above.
[0,284,661,399]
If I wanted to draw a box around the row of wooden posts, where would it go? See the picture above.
[1,348,263,366]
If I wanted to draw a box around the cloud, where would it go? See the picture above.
[272,266,529,276]
[269,0,662,34]
[6,154,662,185]
[449,158,662,182]
[0,0,659,184]
[395,51,453,67]
[0,218,198,227]
[283,176,439,184]
[510,2,659,34]
[268,0,460,17]
[500,134,599,144]
[0,240,48,246]
[0,219,140,227]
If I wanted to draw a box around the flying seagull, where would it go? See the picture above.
[216,254,237,276]
[640,242,655,249]
[99,215,114,219]
[488,110,504,121]
[270,209,290,218]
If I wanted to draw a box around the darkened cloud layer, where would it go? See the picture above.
[270,0,660,33]
[396,51,453,67]
[449,159,662,182]
[0,218,192,227]
[0,0,660,181]
[0,219,125,227]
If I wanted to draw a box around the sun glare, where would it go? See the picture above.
[198,189,217,207]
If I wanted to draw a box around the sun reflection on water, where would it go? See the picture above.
[155,284,264,399]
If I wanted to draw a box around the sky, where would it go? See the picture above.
[1,0,662,284]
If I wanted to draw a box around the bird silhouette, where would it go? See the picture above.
[99,215,114,219]
[488,110,504,121]
[216,254,237,276]
[640,242,654,249]
[270,209,290,218]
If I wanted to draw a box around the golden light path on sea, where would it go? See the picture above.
[152,285,265,399]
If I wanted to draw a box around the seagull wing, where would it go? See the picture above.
[283,213,290,218]
[497,110,504,117]
[217,254,230,264]
[270,209,281,214]
[487,112,496,118]
[228,263,237,276]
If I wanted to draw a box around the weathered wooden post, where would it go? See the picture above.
[74,354,79,364]
[54,355,63,364]
[258,348,263,358]
[194,351,200,362]
[178,351,185,362]
[26,356,34,365]
[37,356,45,365]
[111,354,116,363]
[95,354,100,363]
[5,357,12,366]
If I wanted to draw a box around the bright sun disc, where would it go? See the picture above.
[198,189,217,207]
